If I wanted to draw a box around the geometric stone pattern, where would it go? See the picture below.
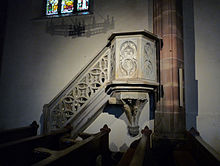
[119,40,137,77]
[50,50,110,130]
[142,39,157,81]
[110,44,116,80]
[44,32,159,133]
[114,37,157,82]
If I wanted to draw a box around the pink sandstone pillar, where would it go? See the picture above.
[153,0,185,139]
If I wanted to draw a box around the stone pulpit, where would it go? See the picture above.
[106,31,161,136]
[43,31,164,139]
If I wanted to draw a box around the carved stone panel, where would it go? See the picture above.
[116,39,138,79]
[113,36,157,82]
[50,51,109,130]
[110,43,116,80]
[120,92,148,136]
[141,38,157,81]
[44,31,160,134]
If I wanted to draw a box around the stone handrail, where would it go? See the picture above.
[42,30,160,137]
[43,46,110,133]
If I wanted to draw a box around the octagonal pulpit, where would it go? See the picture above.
[106,31,161,136]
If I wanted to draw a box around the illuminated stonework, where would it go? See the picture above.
[143,40,156,81]
[49,49,110,130]
[43,31,160,137]
[119,41,137,77]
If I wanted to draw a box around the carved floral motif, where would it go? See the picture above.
[144,42,153,75]
[121,96,148,137]
[45,34,159,133]
[119,41,137,76]
[110,44,116,79]
[143,41,156,80]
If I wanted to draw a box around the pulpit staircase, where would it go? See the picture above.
[42,30,160,138]
[39,30,220,165]
[42,45,111,138]
[0,31,219,165]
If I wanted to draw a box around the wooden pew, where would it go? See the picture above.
[173,128,220,166]
[117,126,152,166]
[187,128,220,166]
[0,128,71,166]
[0,121,39,144]
[32,125,111,166]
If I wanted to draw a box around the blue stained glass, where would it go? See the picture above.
[46,0,59,15]
[61,0,74,14]
[77,0,89,11]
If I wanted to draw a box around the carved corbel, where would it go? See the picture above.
[120,93,148,137]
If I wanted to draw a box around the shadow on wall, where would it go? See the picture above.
[110,142,129,152]
[46,15,114,38]
[183,0,198,130]
[0,0,8,76]
[40,113,44,134]
[103,104,123,119]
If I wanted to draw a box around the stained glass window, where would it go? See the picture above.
[77,0,89,11]
[61,0,74,14]
[46,0,90,16]
[46,0,59,15]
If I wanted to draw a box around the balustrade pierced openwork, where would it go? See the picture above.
[44,48,110,132]
[43,31,160,136]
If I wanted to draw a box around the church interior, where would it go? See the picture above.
[0,0,220,165]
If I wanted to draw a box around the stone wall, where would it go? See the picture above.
[0,0,220,154]
[183,0,220,153]
[0,0,153,130]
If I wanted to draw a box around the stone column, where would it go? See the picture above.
[153,0,185,139]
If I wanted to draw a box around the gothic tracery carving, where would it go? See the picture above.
[121,96,148,136]
[45,33,159,133]
[50,52,109,129]
[144,42,156,80]
[110,44,116,79]
[119,41,137,76]
[144,42,153,75]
